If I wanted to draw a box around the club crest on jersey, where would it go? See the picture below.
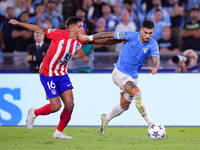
[143,48,148,53]
[51,89,56,95]
[75,43,82,50]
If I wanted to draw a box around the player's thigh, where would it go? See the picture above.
[112,68,125,90]
[60,89,74,111]
[112,68,140,101]
[40,74,62,111]
[49,96,62,112]
[56,74,73,95]
[40,74,60,99]
[112,68,139,92]
[124,81,141,96]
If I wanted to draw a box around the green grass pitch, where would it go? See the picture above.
[1,126,200,150]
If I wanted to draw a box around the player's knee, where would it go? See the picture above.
[134,92,142,101]
[122,104,130,110]
[65,101,74,111]
[51,103,62,112]
[124,92,133,103]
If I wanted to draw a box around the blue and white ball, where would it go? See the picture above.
[148,123,166,140]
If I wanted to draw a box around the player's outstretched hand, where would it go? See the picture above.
[148,67,157,75]
[78,34,89,41]
[8,19,19,25]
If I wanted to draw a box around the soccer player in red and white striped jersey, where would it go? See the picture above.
[9,17,121,139]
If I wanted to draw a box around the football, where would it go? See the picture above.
[148,123,166,140]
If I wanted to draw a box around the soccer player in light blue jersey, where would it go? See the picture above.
[79,20,160,135]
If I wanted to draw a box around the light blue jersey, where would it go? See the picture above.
[114,31,160,79]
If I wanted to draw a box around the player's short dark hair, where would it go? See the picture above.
[142,20,154,29]
[65,16,82,29]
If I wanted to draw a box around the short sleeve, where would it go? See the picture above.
[150,42,160,57]
[45,29,60,40]
[114,31,134,41]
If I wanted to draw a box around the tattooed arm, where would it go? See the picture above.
[152,56,160,71]
[79,31,115,41]
[79,31,124,45]
[148,56,160,75]
[93,38,123,45]
[93,31,115,39]
[9,19,46,35]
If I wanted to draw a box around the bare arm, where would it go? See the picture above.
[93,38,123,45]
[93,31,115,39]
[175,61,187,73]
[12,30,26,38]
[79,31,115,41]
[168,1,183,17]
[173,1,184,16]
[182,29,193,38]
[148,56,160,75]
[152,56,160,71]
[0,31,5,51]
[23,30,34,39]
[72,48,85,59]
[9,19,46,35]
[182,29,200,39]
[72,48,89,62]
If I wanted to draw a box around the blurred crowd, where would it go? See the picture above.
[0,0,199,72]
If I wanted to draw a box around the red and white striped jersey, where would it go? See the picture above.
[39,29,90,76]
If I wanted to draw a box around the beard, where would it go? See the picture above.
[142,37,150,43]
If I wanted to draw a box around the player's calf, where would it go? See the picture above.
[134,92,153,126]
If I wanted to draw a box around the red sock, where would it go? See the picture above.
[34,104,53,116]
[57,109,72,132]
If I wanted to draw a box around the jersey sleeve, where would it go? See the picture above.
[45,29,61,40]
[150,42,160,57]
[114,31,134,41]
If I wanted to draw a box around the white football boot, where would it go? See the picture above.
[53,129,73,139]
[26,108,36,130]
[99,114,108,135]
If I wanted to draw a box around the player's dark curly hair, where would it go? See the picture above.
[65,16,82,29]
[142,20,154,29]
